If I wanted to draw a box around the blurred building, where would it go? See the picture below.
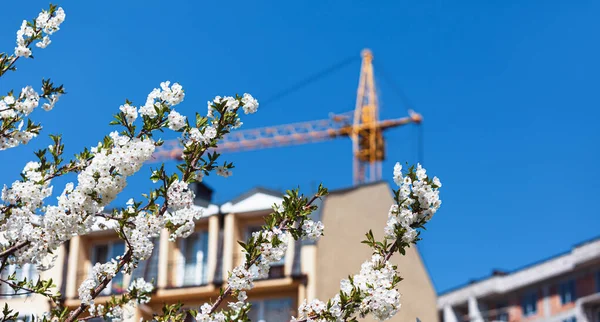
[438,237,600,322]
[1,181,438,322]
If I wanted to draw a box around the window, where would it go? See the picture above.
[521,291,537,317]
[131,238,160,285]
[495,301,509,322]
[562,317,576,322]
[91,241,126,295]
[247,298,294,322]
[246,226,285,279]
[177,230,209,286]
[559,279,576,304]
[0,264,36,297]
[596,271,600,293]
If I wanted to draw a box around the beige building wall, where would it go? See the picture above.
[314,182,439,322]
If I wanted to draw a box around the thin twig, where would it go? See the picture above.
[0,241,30,258]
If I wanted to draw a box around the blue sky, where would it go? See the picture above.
[1,0,599,293]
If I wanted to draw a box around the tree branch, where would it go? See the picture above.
[65,249,133,322]
[0,241,30,259]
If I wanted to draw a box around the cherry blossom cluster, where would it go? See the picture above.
[124,210,163,263]
[136,81,185,121]
[386,162,441,242]
[296,254,402,322]
[229,226,290,289]
[302,219,325,241]
[81,132,156,205]
[163,180,204,241]
[15,5,65,58]
[128,277,154,304]
[0,82,64,150]
[79,260,119,305]
[2,5,66,151]
[167,180,194,210]
[206,94,259,130]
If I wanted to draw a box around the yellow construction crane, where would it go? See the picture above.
[152,49,422,185]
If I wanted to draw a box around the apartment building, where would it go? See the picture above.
[438,237,600,322]
[1,181,438,322]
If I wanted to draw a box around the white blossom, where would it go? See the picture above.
[42,93,60,111]
[168,110,186,131]
[35,35,51,48]
[228,265,254,290]
[36,7,66,35]
[164,207,203,241]
[160,81,185,106]
[124,212,162,261]
[241,93,258,114]
[128,278,154,304]
[139,88,160,118]
[216,166,232,178]
[166,180,194,211]
[393,162,402,186]
[119,103,138,123]
[78,260,119,305]
[384,163,441,240]
[302,220,324,241]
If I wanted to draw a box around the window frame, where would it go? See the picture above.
[176,229,210,287]
[521,290,538,317]
[558,279,576,305]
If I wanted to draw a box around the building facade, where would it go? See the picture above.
[1,181,438,322]
[438,238,600,322]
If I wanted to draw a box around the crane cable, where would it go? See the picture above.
[373,60,424,165]
[259,55,360,109]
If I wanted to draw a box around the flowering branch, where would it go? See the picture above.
[294,163,441,322]
[0,5,66,151]
[66,250,132,322]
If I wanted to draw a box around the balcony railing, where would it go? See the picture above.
[167,260,210,288]
[458,307,510,322]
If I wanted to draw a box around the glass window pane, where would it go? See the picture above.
[93,245,108,264]
[247,301,262,322]
[181,231,209,286]
[264,298,293,322]
[199,231,209,284]
[111,242,125,294]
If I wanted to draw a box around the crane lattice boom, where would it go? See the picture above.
[151,49,423,185]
